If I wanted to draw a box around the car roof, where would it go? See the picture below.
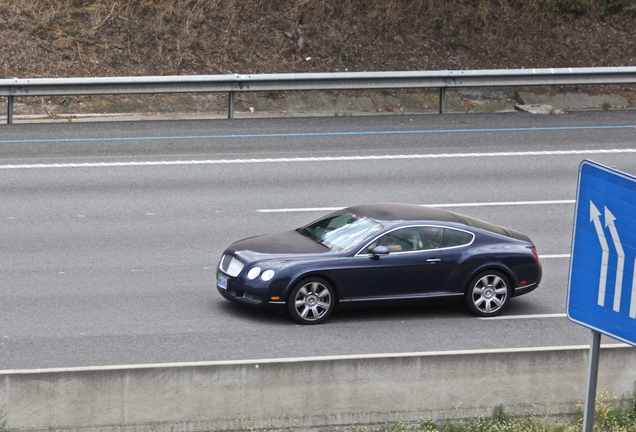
[348,203,461,223]
[348,203,531,243]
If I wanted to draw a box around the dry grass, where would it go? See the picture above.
[0,0,634,79]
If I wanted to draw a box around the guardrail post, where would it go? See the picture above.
[8,96,14,124]
[439,88,445,114]
[228,91,234,119]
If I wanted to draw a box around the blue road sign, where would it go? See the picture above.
[568,160,636,347]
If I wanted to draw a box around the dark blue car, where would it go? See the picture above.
[217,203,542,324]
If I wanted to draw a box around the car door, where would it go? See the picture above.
[335,226,447,299]
[426,227,476,296]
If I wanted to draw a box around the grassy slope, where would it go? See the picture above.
[0,0,635,111]
[1,0,635,77]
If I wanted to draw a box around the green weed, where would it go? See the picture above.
[57,95,71,106]
[0,410,14,432]
[353,388,636,432]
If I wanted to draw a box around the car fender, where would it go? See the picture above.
[463,262,517,293]
[282,268,344,305]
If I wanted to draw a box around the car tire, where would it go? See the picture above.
[286,277,335,325]
[465,270,511,317]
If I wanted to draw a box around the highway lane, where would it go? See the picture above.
[1,110,635,369]
[1,110,635,162]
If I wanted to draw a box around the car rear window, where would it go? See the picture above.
[440,228,474,247]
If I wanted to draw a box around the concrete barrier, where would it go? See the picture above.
[1,344,635,432]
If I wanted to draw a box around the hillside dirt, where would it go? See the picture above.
[1,0,635,113]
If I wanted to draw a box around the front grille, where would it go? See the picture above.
[220,254,233,272]
[219,254,245,277]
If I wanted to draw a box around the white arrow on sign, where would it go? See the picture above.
[605,206,625,313]
[590,201,610,306]
[631,261,636,319]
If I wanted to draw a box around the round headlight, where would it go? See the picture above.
[261,269,276,281]
[247,267,261,280]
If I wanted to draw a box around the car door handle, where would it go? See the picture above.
[426,258,442,262]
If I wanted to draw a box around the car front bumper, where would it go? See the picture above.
[216,270,287,311]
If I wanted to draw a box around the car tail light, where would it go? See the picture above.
[531,247,540,263]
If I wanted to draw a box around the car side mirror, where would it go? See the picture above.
[371,246,390,257]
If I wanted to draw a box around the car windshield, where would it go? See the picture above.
[297,210,382,251]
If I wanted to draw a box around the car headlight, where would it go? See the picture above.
[261,269,275,281]
[247,267,262,280]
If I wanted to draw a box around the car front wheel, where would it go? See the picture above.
[287,277,335,325]
[466,271,510,317]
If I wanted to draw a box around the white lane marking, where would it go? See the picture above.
[258,207,342,213]
[1,148,636,169]
[430,200,575,207]
[478,313,567,320]
[540,254,571,259]
[256,200,575,213]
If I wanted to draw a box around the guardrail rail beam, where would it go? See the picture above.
[1,67,635,123]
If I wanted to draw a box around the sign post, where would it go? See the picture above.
[582,330,601,432]
[568,160,636,432]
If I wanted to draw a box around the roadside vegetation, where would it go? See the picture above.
[368,389,636,432]
[1,390,635,432]
[1,0,635,78]
[0,0,635,112]
[234,389,636,432]
[0,411,14,432]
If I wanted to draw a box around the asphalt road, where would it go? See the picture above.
[1,110,635,370]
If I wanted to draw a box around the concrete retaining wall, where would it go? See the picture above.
[1,344,635,432]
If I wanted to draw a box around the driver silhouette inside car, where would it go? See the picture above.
[368,227,440,253]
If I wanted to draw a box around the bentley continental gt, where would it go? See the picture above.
[216,203,541,324]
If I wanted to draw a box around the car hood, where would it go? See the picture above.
[226,229,331,256]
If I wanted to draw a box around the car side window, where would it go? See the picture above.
[440,228,473,248]
[364,227,444,253]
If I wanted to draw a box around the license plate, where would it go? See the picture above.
[217,274,228,290]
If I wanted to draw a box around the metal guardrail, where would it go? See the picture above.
[1,67,636,123]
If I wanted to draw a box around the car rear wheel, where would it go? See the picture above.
[466,271,510,317]
[287,277,335,325]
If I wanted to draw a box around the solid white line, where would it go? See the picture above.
[429,200,575,207]
[1,148,636,169]
[256,200,575,213]
[540,254,571,259]
[478,313,567,320]
[257,207,343,213]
